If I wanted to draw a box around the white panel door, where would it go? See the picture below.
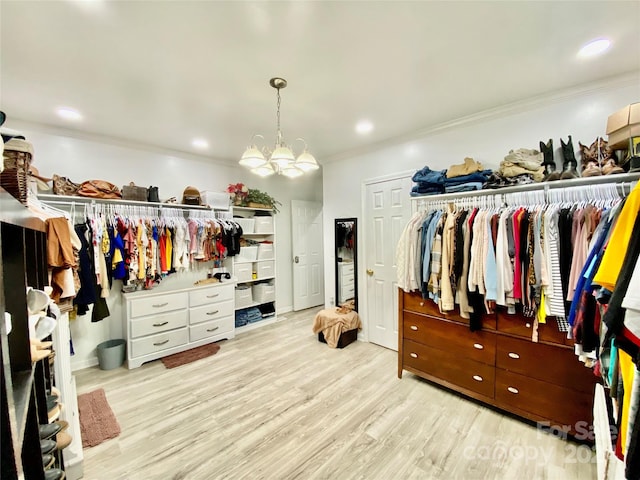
[364,175,412,350]
[292,200,324,311]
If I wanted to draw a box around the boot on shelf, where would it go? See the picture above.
[560,135,579,180]
[579,139,603,177]
[540,139,560,181]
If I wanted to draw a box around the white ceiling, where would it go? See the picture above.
[1,1,639,166]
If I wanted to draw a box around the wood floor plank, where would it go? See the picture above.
[75,307,596,479]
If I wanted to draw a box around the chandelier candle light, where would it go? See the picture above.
[239,77,319,178]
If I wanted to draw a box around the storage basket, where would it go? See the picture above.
[252,282,275,303]
[234,217,255,234]
[122,183,148,201]
[235,286,253,309]
[1,150,31,205]
[257,242,274,260]
[254,216,274,234]
[238,246,258,262]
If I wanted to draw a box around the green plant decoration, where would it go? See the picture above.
[245,188,282,213]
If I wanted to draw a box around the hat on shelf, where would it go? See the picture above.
[182,186,202,205]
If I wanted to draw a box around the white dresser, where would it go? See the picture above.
[124,282,235,368]
[338,262,355,304]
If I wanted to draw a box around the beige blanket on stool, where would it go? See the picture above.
[312,308,362,348]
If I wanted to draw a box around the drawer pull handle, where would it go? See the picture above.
[206,310,220,316]
[507,386,519,394]
[206,294,219,298]
[410,352,418,358]
[472,375,483,382]
[152,302,169,308]
[419,302,425,307]
[153,340,169,346]
[473,343,484,350]
[153,321,169,327]
[206,326,220,332]
[410,325,418,331]
[525,323,531,328]
[508,352,520,359]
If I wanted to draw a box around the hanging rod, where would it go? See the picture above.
[411,172,640,204]
[37,193,215,211]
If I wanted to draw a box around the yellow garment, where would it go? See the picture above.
[593,182,640,290]
[619,350,635,456]
[537,289,546,324]
[446,157,483,178]
[165,227,173,271]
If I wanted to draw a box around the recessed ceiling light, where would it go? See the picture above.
[578,38,611,58]
[192,138,209,149]
[355,120,374,135]
[56,107,82,121]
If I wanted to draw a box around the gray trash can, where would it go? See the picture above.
[96,339,126,370]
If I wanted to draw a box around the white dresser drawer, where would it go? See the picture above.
[340,285,355,302]
[130,328,188,357]
[190,300,234,325]
[189,285,234,308]
[339,263,354,275]
[130,310,188,338]
[189,316,234,342]
[341,274,355,288]
[257,260,275,279]
[129,292,188,318]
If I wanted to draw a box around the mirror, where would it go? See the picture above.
[335,218,358,311]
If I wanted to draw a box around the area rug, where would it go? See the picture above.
[160,343,220,369]
[78,388,121,448]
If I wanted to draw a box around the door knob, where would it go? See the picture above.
[294,256,299,263]
[366,269,374,276]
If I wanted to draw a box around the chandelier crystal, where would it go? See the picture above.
[240,77,319,177]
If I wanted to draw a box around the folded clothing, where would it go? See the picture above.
[443,170,492,186]
[444,182,484,193]
[503,148,543,170]
[446,157,484,178]
[412,166,446,185]
[235,307,262,327]
[499,161,544,181]
[411,184,445,196]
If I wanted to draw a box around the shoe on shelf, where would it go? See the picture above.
[56,431,72,450]
[539,139,561,181]
[560,135,580,179]
[47,403,63,423]
[40,439,56,456]
[53,419,69,432]
[44,468,66,480]
[39,422,63,440]
[42,453,55,469]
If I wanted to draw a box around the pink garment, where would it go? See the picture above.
[512,208,524,301]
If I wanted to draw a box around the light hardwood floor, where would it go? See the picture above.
[75,307,597,480]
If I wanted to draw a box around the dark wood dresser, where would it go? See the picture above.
[398,290,598,436]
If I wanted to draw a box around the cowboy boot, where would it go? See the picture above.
[598,137,624,175]
[560,135,579,179]
[579,139,602,177]
[540,139,560,181]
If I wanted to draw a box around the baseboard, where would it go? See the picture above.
[71,356,99,372]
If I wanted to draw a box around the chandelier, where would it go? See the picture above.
[239,77,319,178]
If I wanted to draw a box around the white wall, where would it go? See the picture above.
[321,74,640,337]
[7,122,322,369]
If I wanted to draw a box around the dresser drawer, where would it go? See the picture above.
[341,273,355,287]
[190,300,234,325]
[189,316,234,342]
[130,328,188,358]
[403,340,495,398]
[496,336,597,393]
[130,310,188,338]
[402,291,496,329]
[129,292,187,318]
[339,263,354,275]
[537,319,569,346]
[189,285,234,307]
[403,312,496,365]
[495,369,595,433]
[496,309,534,338]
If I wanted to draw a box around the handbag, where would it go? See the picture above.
[77,180,121,199]
[147,186,160,203]
[52,174,81,196]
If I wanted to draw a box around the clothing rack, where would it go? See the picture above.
[412,172,640,211]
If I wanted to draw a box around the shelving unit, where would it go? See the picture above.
[1,186,62,480]
[232,206,277,332]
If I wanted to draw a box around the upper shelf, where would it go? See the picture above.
[0,188,46,231]
[233,206,274,213]
[38,193,215,211]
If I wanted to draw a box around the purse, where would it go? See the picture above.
[52,174,81,196]
[148,186,160,203]
[77,180,122,199]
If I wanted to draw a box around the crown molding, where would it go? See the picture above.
[323,72,640,164]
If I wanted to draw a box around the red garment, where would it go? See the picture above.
[512,208,525,301]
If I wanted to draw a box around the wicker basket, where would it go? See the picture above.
[1,150,31,204]
[122,183,148,201]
